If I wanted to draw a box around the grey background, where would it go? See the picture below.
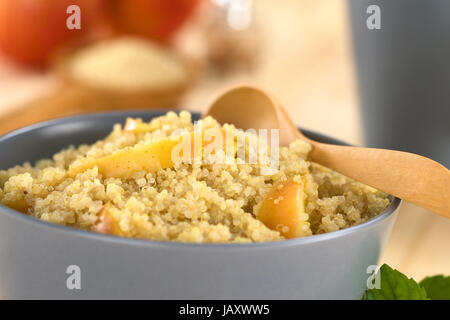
[348,0,450,167]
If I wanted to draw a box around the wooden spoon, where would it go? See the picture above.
[205,85,450,218]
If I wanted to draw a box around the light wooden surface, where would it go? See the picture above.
[0,0,448,281]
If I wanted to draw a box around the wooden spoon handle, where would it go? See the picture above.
[309,142,450,218]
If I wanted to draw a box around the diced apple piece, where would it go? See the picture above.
[68,128,230,179]
[2,197,29,213]
[91,203,123,236]
[257,177,311,238]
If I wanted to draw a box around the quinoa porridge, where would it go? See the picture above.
[0,112,390,243]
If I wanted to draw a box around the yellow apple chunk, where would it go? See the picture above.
[68,128,230,179]
[2,197,29,214]
[68,135,181,179]
[257,177,310,239]
[91,203,124,236]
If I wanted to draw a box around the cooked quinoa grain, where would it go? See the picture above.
[0,112,390,243]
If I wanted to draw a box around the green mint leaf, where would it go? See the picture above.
[419,275,450,300]
[363,264,428,300]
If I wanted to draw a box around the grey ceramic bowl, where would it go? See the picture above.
[0,111,401,299]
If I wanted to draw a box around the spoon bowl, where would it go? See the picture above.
[207,85,303,146]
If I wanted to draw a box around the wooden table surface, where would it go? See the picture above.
[0,0,448,281]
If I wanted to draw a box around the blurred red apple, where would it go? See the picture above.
[0,0,102,68]
[104,0,201,42]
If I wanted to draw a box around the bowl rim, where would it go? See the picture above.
[0,110,402,249]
